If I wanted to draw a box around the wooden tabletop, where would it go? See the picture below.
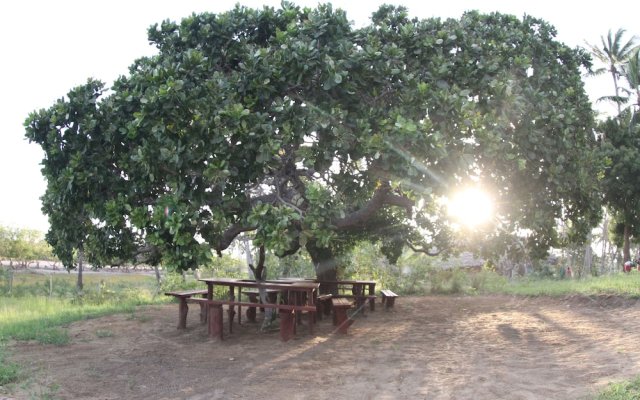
[198,278,319,291]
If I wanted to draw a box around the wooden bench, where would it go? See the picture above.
[165,289,208,329]
[205,300,318,342]
[331,298,354,334]
[380,289,398,309]
[332,294,377,313]
[315,294,333,320]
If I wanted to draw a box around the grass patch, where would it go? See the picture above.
[36,327,70,345]
[0,273,169,393]
[594,375,640,399]
[1,269,161,298]
[0,296,167,344]
[95,329,114,338]
[489,272,640,298]
[390,267,640,298]
[0,344,19,385]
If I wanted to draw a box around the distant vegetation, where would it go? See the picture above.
[0,225,55,267]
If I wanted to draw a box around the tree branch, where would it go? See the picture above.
[332,184,413,230]
[405,240,442,256]
[215,223,256,255]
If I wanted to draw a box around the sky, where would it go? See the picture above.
[0,0,638,233]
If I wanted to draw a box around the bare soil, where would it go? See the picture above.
[4,295,640,400]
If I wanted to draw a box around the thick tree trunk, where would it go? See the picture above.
[623,224,631,263]
[77,245,84,292]
[306,242,339,294]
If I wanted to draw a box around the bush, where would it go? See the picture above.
[266,252,315,278]
[344,242,401,293]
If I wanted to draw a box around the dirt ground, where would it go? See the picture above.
[4,295,640,400]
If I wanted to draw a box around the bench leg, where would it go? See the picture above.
[315,303,324,321]
[279,309,295,342]
[198,303,207,324]
[208,304,223,340]
[324,301,332,316]
[355,296,366,312]
[309,312,315,335]
[227,306,236,333]
[333,306,353,334]
[387,297,395,309]
[178,298,188,329]
[246,306,257,322]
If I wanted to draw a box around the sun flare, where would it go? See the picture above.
[447,188,494,228]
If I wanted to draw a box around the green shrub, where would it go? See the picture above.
[595,375,640,399]
[35,327,69,345]
[450,269,466,294]
[266,252,315,278]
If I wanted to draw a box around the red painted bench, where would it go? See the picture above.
[165,289,208,329]
[331,298,354,334]
[205,300,318,342]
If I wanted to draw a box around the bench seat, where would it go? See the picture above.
[165,289,208,297]
[380,289,398,309]
[332,294,377,310]
[165,289,209,329]
[331,298,354,334]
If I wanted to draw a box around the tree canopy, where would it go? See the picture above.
[25,3,602,277]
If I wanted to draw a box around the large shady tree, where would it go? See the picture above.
[26,4,601,282]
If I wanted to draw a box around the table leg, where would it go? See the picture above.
[238,287,242,325]
[369,283,376,311]
[308,289,315,335]
[246,292,258,322]
[353,284,365,312]
[177,298,188,329]
[228,286,235,333]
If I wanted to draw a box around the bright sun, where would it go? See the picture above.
[447,188,494,228]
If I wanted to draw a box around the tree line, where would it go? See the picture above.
[0,226,55,268]
[588,29,640,264]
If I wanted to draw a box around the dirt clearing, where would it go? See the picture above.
[5,295,640,399]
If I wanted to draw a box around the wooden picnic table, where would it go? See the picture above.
[198,277,320,341]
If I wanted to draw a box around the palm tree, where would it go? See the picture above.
[587,29,638,113]
[622,49,640,110]
[588,30,639,266]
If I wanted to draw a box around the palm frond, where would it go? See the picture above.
[596,95,629,104]
[586,67,607,77]
[623,49,640,89]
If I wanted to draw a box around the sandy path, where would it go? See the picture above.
[4,295,640,399]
